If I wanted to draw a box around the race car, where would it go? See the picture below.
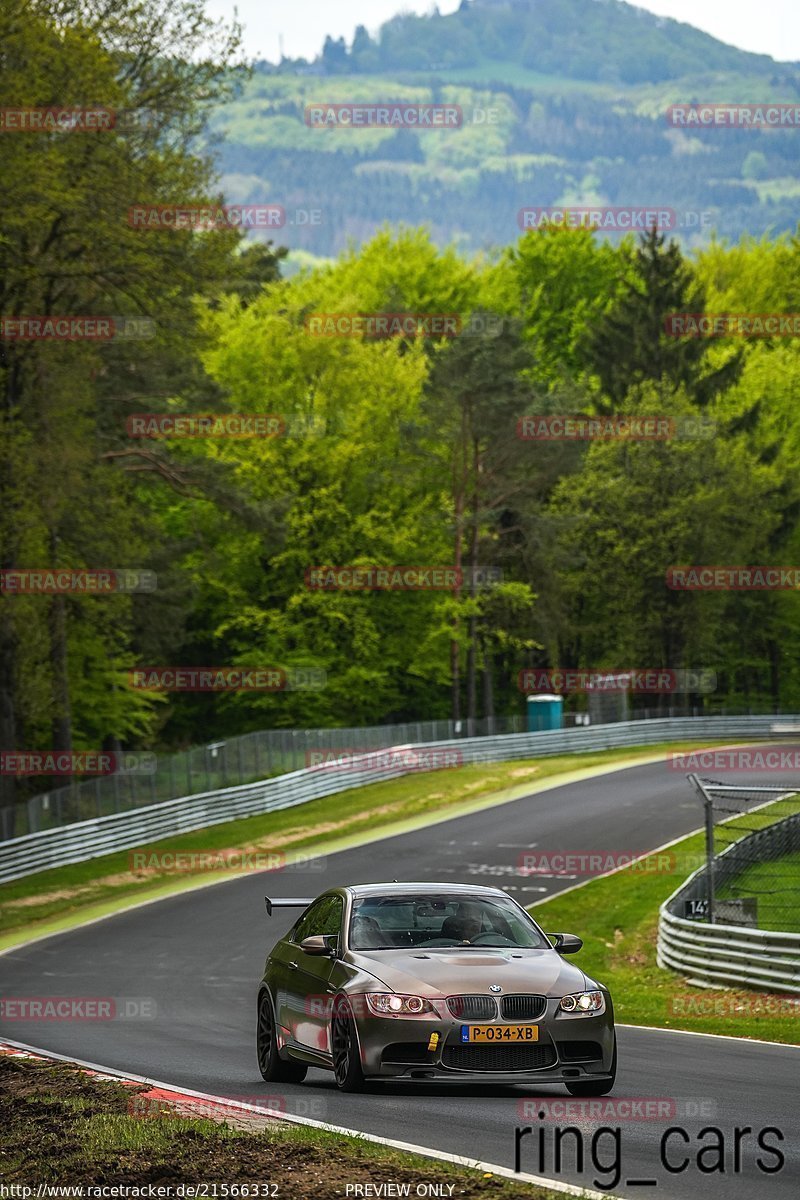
[256,882,616,1093]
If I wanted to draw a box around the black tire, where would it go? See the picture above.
[257,991,308,1083]
[565,1039,617,1097]
[330,996,365,1093]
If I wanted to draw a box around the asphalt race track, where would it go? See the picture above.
[2,754,799,1198]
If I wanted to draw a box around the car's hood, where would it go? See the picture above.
[346,947,588,997]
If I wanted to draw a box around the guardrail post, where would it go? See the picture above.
[3,716,800,883]
[703,788,716,925]
[688,772,716,924]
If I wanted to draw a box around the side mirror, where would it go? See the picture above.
[299,934,336,957]
[548,932,583,954]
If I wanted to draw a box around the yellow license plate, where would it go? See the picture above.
[460,1024,539,1043]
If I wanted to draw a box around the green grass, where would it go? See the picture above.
[0,740,729,948]
[527,799,800,1044]
[717,850,800,933]
[0,1055,573,1198]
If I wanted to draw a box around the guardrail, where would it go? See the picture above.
[657,809,800,994]
[2,715,535,841]
[0,713,793,886]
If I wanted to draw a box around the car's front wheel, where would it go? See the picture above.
[331,996,365,1092]
[257,992,308,1083]
[564,1038,616,1097]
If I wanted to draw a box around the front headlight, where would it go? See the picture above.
[364,993,436,1016]
[559,990,605,1014]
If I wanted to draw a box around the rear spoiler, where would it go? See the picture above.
[265,897,315,917]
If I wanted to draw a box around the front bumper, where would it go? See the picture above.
[352,996,615,1081]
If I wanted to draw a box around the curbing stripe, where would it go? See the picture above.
[1,1037,605,1199]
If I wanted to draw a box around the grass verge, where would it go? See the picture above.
[717,851,800,933]
[527,801,800,1045]
[1,741,726,949]
[0,1054,571,1199]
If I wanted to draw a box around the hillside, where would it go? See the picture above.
[306,0,783,85]
[209,0,800,261]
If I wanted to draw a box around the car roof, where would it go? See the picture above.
[346,882,511,899]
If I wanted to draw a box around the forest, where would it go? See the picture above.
[2,0,800,815]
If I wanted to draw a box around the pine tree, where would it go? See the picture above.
[583,228,742,410]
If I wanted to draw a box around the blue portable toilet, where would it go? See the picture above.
[527,693,564,732]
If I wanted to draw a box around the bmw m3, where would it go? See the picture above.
[256,882,616,1093]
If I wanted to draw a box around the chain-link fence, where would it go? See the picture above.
[0,715,529,841]
[685,774,800,932]
[0,701,783,844]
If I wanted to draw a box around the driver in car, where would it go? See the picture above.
[441,904,483,943]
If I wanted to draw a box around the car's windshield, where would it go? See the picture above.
[348,893,550,950]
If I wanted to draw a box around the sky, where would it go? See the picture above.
[205,0,800,65]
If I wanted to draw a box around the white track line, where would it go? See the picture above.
[527,785,795,907]
[0,743,750,960]
[0,749,675,960]
[617,1023,800,1048]
[0,1037,606,1199]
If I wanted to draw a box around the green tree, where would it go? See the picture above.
[425,312,539,721]
[546,382,778,708]
[0,0,244,815]
[502,225,626,391]
[582,228,742,410]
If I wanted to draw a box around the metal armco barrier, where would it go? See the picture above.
[0,714,793,885]
[658,901,800,995]
[658,804,800,994]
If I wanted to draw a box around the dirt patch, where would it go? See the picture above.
[7,805,409,912]
[0,1055,556,1198]
[5,889,94,908]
